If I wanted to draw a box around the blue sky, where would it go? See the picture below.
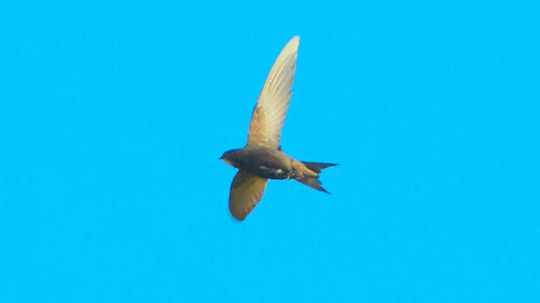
[1,1,539,302]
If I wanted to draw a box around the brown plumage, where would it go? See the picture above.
[221,36,337,221]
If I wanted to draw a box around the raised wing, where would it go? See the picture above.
[247,36,299,149]
[229,170,268,221]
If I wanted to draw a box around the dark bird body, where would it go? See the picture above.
[222,147,292,179]
[222,146,335,186]
[221,36,337,221]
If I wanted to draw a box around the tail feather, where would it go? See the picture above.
[297,161,337,194]
[298,176,330,194]
[301,161,338,174]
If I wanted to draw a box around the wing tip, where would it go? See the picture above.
[230,211,247,222]
[286,35,300,51]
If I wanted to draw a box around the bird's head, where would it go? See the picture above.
[220,149,242,168]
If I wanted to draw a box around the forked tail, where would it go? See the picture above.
[302,161,338,173]
[297,161,338,194]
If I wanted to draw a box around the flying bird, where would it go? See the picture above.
[221,36,337,221]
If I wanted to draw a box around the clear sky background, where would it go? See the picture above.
[1,1,539,302]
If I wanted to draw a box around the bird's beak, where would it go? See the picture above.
[221,158,233,166]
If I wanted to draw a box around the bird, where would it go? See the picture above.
[220,36,337,221]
